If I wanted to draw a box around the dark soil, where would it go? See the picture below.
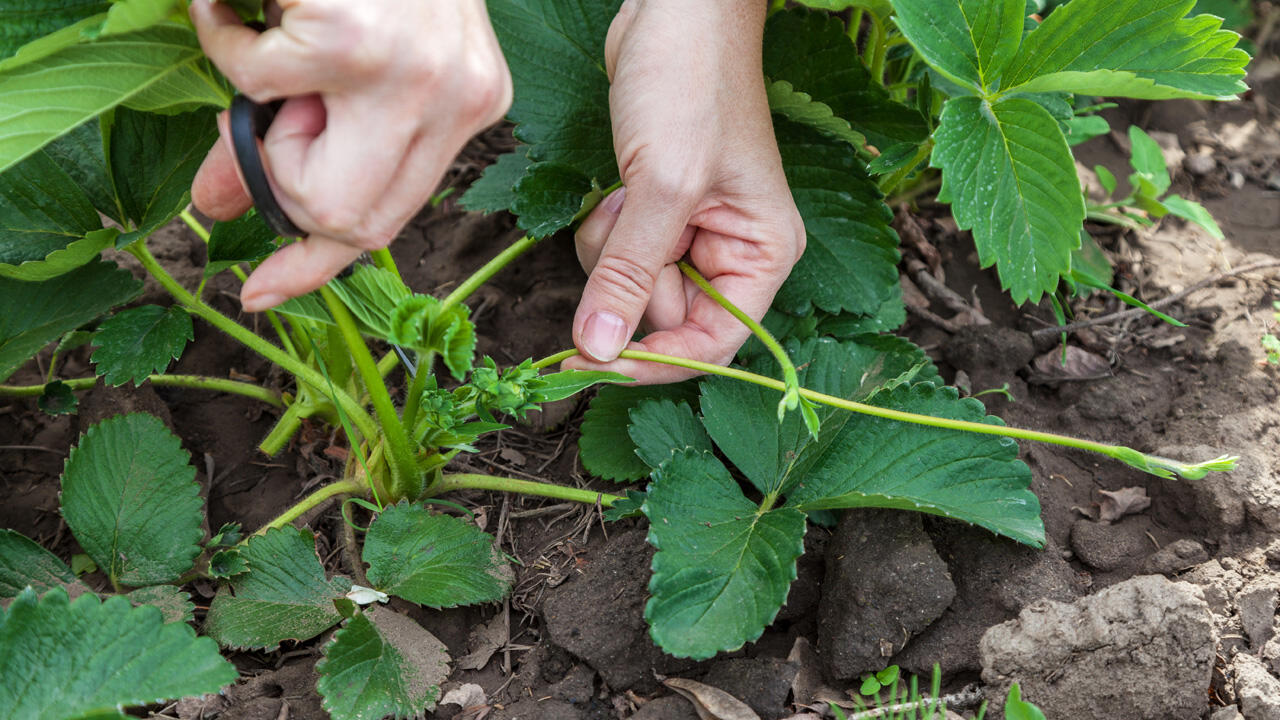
[5,35,1280,720]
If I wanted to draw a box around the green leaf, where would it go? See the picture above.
[528,369,632,403]
[509,161,595,237]
[1128,126,1171,194]
[1095,164,1117,195]
[1163,194,1224,239]
[0,529,92,598]
[38,379,79,415]
[0,24,208,173]
[0,588,236,719]
[91,304,193,385]
[1005,683,1048,720]
[932,96,1082,304]
[205,209,277,277]
[208,548,247,579]
[329,264,411,337]
[0,259,140,382]
[628,398,713,471]
[764,8,927,150]
[602,489,645,521]
[1069,231,1114,291]
[62,413,204,585]
[643,449,807,659]
[1001,0,1249,100]
[40,118,118,220]
[766,79,867,149]
[699,337,937,496]
[207,522,242,548]
[317,607,450,720]
[0,0,110,60]
[70,553,96,575]
[106,106,219,243]
[204,527,350,650]
[578,382,701,482]
[364,503,512,608]
[459,149,531,214]
[125,584,194,624]
[888,0,1025,93]
[0,143,110,280]
[783,381,1042,546]
[1064,114,1110,145]
[773,117,900,316]
[796,0,892,12]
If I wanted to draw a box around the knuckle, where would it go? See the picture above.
[306,203,362,238]
[455,61,513,126]
[591,253,659,307]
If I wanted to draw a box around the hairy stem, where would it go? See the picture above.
[440,235,539,311]
[320,285,420,500]
[431,473,621,507]
[259,400,307,456]
[128,242,378,441]
[0,374,282,407]
[248,478,367,539]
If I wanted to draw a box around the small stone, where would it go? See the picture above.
[1237,576,1280,649]
[1142,539,1209,576]
[631,696,701,720]
[1185,152,1217,176]
[1211,706,1244,720]
[1235,653,1280,720]
[1263,637,1280,677]
[1069,519,1148,572]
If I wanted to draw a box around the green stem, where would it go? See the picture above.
[128,242,378,441]
[440,234,539,311]
[320,285,420,500]
[179,209,300,359]
[0,374,282,407]
[849,8,864,44]
[431,473,620,507]
[248,478,367,538]
[866,13,887,82]
[877,139,934,197]
[400,350,437,436]
[259,400,307,456]
[369,248,402,281]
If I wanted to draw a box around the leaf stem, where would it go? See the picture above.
[259,400,306,456]
[247,478,368,539]
[877,139,934,196]
[319,285,420,501]
[440,235,540,311]
[431,473,620,507]
[127,241,378,441]
[0,374,282,406]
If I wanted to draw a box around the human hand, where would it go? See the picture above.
[564,0,806,384]
[189,0,511,311]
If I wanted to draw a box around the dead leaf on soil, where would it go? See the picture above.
[458,614,507,670]
[1030,346,1112,383]
[787,637,859,711]
[441,683,487,709]
[499,447,527,466]
[779,714,824,720]
[1097,486,1152,523]
[664,677,762,720]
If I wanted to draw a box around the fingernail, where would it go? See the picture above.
[242,292,285,312]
[582,311,628,362]
[603,186,626,214]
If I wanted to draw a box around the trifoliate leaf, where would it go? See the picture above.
[329,264,411,338]
[643,449,806,659]
[0,529,92,599]
[932,96,1082,304]
[38,380,78,415]
[207,548,247,579]
[763,9,927,150]
[204,527,349,650]
[364,503,512,608]
[578,382,701,482]
[766,79,866,149]
[206,522,242,549]
[62,413,204,586]
[0,259,141,383]
[125,584,194,624]
[0,588,236,719]
[773,117,899,316]
[889,0,1024,93]
[627,399,713,471]
[1000,0,1249,100]
[509,161,595,238]
[0,25,208,174]
[0,143,109,280]
[460,149,531,214]
[106,107,219,245]
[205,209,277,277]
[91,305,193,385]
[317,607,450,720]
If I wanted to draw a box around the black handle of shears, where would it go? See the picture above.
[229,95,305,238]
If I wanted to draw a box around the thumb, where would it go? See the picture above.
[572,183,694,362]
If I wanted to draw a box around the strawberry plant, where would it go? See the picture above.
[0,0,1250,715]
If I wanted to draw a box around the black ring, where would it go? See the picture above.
[229,94,305,237]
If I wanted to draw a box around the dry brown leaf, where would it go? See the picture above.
[664,677,762,720]
[457,614,507,670]
[1097,486,1151,523]
[441,683,488,710]
[1031,346,1112,382]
